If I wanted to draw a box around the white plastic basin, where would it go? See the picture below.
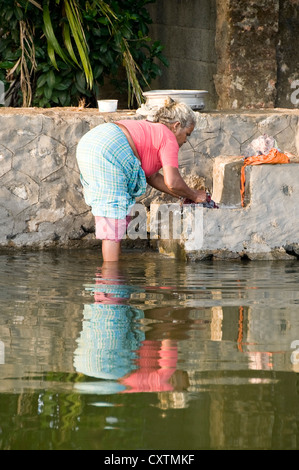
[142,89,208,110]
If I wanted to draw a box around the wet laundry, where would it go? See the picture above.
[182,192,219,209]
[240,135,290,207]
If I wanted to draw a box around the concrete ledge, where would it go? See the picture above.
[211,156,244,206]
[0,107,139,249]
[159,163,299,260]
[0,107,299,258]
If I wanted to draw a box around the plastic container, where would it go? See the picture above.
[97,99,118,112]
[142,90,208,111]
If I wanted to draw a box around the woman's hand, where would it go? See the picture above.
[192,189,207,203]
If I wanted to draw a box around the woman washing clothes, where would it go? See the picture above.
[76,98,207,262]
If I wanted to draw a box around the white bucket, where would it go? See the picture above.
[97,99,118,112]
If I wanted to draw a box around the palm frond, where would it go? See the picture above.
[27,0,43,10]
[43,3,70,68]
[93,0,117,22]
[64,0,93,88]
[62,22,80,67]
[121,38,148,107]
[93,0,147,106]
[19,20,37,106]
[22,0,151,105]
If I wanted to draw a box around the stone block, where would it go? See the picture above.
[0,206,14,241]
[13,134,67,182]
[0,170,39,216]
[159,163,299,260]
[0,145,12,177]
[0,115,42,150]
[211,155,244,206]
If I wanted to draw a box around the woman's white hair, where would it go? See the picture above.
[152,97,197,129]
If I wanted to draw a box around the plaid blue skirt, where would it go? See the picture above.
[76,123,147,219]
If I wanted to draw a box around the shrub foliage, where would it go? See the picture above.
[0,0,167,108]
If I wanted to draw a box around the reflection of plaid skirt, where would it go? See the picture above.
[74,303,145,380]
[76,123,147,220]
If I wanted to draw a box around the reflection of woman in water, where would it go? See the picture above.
[74,263,145,382]
[74,262,180,394]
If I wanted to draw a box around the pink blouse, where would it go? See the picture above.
[116,120,179,177]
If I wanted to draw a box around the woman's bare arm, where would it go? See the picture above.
[154,166,207,203]
[146,172,181,198]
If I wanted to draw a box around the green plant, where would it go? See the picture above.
[0,0,168,108]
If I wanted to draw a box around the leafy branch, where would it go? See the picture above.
[0,0,167,108]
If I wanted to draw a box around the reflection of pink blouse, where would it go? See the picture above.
[120,340,178,393]
[117,120,179,177]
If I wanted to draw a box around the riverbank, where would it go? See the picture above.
[1,107,299,260]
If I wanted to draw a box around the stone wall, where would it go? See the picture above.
[159,162,299,261]
[0,108,137,249]
[0,107,299,255]
[276,0,299,108]
[146,0,299,110]
[214,0,279,109]
[146,0,217,110]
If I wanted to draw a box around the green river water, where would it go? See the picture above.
[0,249,298,451]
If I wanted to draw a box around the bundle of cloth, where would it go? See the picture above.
[240,134,290,207]
[182,192,219,209]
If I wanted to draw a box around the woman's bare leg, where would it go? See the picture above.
[102,240,121,262]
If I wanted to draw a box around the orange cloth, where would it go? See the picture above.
[240,148,290,207]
